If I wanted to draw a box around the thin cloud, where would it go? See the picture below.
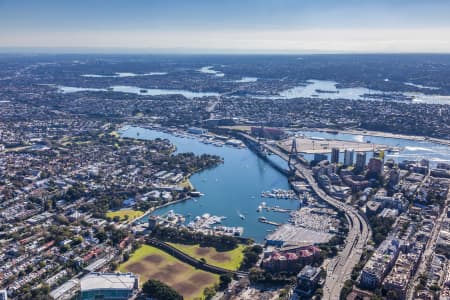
[1,28,450,53]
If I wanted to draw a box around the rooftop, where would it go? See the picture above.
[50,279,79,299]
[298,265,321,279]
[80,272,138,291]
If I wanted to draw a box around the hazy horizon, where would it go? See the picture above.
[1,0,450,54]
[3,47,450,55]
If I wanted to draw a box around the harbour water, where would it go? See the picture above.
[233,77,258,83]
[58,77,450,104]
[121,126,449,242]
[58,85,220,99]
[198,66,225,77]
[278,80,383,101]
[259,79,450,104]
[121,126,298,242]
[296,130,450,166]
[81,72,168,78]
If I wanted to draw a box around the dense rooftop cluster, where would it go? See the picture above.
[213,97,450,139]
[0,54,449,299]
[0,118,221,298]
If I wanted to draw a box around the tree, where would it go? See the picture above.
[219,273,232,290]
[251,244,263,254]
[22,285,50,300]
[240,245,263,270]
[386,290,399,300]
[110,261,118,271]
[315,288,323,298]
[340,280,354,300]
[150,226,238,251]
[430,284,441,291]
[368,216,395,246]
[123,252,130,262]
[73,235,84,245]
[142,279,183,300]
[203,287,216,300]
[248,267,265,283]
[60,244,70,253]
[55,214,69,225]
[95,229,107,242]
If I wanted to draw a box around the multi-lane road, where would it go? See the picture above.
[240,134,371,299]
[296,164,371,299]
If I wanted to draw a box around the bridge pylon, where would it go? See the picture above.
[288,137,298,169]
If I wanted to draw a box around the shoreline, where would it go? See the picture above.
[133,195,193,224]
[219,124,449,146]
[305,127,426,141]
[123,125,321,243]
[312,128,450,147]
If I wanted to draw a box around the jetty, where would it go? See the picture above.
[258,217,281,226]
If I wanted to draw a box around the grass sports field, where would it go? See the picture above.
[118,245,219,300]
[168,243,246,271]
[106,209,143,221]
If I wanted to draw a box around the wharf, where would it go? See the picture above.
[263,206,292,213]
[258,217,281,226]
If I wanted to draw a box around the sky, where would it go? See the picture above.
[1,0,450,53]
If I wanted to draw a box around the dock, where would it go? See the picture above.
[258,217,281,226]
[263,206,292,213]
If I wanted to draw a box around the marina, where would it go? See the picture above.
[122,126,299,242]
[150,211,244,237]
[258,217,281,226]
[139,126,246,149]
[121,125,450,243]
[261,189,298,200]
[257,202,293,213]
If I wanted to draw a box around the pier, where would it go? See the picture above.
[258,216,281,226]
[263,206,292,213]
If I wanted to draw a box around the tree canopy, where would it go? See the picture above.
[142,279,183,300]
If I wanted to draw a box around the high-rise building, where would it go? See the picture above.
[344,149,354,166]
[355,152,367,172]
[368,157,384,177]
[388,168,400,188]
[331,148,340,164]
